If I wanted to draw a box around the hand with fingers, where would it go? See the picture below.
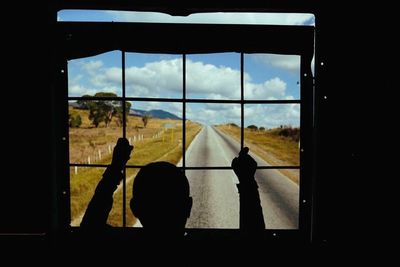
[111,137,134,170]
[231,147,258,186]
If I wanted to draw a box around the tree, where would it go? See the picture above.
[247,125,258,131]
[259,127,265,131]
[142,114,151,128]
[115,102,132,127]
[94,92,119,127]
[76,95,92,109]
[84,92,119,128]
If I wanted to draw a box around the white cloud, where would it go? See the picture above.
[244,104,300,128]
[80,60,104,75]
[186,60,241,99]
[69,84,98,96]
[251,54,300,73]
[186,104,241,126]
[186,103,299,127]
[245,77,287,100]
[125,59,182,97]
[106,11,314,26]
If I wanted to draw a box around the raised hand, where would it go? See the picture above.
[231,147,257,185]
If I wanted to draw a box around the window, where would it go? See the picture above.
[56,20,315,236]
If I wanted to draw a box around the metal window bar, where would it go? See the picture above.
[70,163,300,170]
[182,54,186,172]
[122,51,127,227]
[240,52,244,149]
[68,96,301,104]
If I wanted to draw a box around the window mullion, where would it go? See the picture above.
[183,54,186,171]
[240,52,244,150]
[122,50,127,228]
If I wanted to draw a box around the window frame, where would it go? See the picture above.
[55,21,315,240]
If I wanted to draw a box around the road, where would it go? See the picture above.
[180,125,299,229]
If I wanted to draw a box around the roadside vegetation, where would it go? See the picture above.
[217,123,300,184]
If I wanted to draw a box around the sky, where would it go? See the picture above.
[64,10,313,128]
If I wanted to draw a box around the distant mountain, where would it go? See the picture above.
[129,109,181,120]
[69,102,181,120]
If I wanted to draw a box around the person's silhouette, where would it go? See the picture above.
[231,147,265,232]
[130,162,192,238]
[80,137,264,238]
[80,137,192,239]
[80,137,133,229]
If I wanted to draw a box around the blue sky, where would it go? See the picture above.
[58,10,315,26]
[65,11,311,128]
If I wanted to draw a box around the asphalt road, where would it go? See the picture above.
[181,125,299,229]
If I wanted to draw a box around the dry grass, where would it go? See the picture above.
[69,107,202,226]
[217,124,300,184]
[107,121,202,226]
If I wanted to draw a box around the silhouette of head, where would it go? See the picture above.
[130,162,192,236]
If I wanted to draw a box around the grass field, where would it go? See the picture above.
[217,124,300,184]
[69,106,202,226]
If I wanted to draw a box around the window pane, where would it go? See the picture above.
[185,170,239,229]
[125,53,182,98]
[68,51,122,97]
[125,101,183,166]
[69,100,123,165]
[255,169,299,229]
[185,169,299,229]
[186,53,240,100]
[70,167,122,227]
[186,103,240,167]
[241,104,300,167]
[244,54,300,100]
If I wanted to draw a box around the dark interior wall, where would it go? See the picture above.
[2,0,387,245]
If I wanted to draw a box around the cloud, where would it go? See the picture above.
[244,104,300,128]
[106,11,314,26]
[125,59,182,97]
[186,60,241,99]
[245,77,287,100]
[251,54,300,73]
[186,104,241,126]
[186,103,299,127]
[80,60,104,75]
[69,84,98,96]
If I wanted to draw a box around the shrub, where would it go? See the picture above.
[69,114,82,128]
[247,125,258,131]
[277,126,300,142]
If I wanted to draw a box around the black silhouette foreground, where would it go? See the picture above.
[80,137,265,238]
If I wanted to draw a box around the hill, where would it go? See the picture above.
[68,102,180,120]
[129,109,181,120]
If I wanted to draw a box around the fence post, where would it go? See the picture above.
[88,156,91,165]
